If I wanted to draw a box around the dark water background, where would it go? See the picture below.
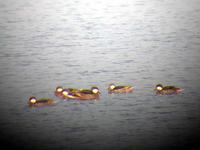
[0,0,200,149]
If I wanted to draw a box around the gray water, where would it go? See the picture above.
[0,0,200,149]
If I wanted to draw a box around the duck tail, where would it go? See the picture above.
[177,88,184,93]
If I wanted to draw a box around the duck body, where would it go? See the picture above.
[68,88,80,93]
[108,84,134,93]
[75,91,100,100]
[155,84,183,95]
[28,97,55,107]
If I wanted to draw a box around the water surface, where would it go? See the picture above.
[0,0,200,149]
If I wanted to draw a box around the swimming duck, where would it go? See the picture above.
[28,96,55,107]
[75,87,101,100]
[155,84,183,95]
[108,83,134,93]
[62,87,100,100]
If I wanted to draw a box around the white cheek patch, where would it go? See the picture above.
[62,91,68,96]
[110,85,115,90]
[57,88,63,92]
[92,89,99,94]
[157,87,162,91]
[30,99,36,103]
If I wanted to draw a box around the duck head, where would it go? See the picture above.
[156,84,163,91]
[29,96,37,104]
[91,87,100,94]
[108,84,115,90]
[56,86,63,92]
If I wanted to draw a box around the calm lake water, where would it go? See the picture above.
[0,0,200,149]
